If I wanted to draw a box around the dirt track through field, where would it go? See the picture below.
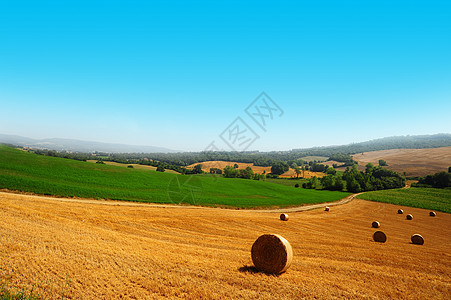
[0,191,355,213]
[1,192,450,299]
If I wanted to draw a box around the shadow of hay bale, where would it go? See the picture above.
[238,265,282,277]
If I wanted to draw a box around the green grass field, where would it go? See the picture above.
[0,284,40,300]
[357,188,451,213]
[265,178,308,187]
[299,156,329,162]
[0,145,349,208]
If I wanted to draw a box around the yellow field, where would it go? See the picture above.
[352,147,451,177]
[0,192,449,299]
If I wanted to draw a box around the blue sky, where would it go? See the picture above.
[1,0,450,151]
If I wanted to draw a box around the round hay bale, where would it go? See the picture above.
[372,221,380,228]
[429,211,436,217]
[373,231,387,243]
[406,214,413,220]
[280,213,289,221]
[324,206,330,212]
[251,234,293,274]
[411,234,424,245]
[397,209,404,214]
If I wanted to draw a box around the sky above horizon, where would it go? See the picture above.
[1,1,450,152]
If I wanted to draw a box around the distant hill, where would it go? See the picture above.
[291,133,451,155]
[1,133,449,160]
[351,147,451,177]
[101,133,451,167]
[0,134,178,153]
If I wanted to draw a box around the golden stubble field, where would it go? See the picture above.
[352,147,451,177]
[0,192,450,299]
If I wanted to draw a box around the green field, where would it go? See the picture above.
[357,188,451,213]
[300,156,329,162]
[0,284,39,300]
[265,178,308,187]
[0,145,349,208]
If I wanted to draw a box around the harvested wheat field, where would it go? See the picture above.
[352,147,451,177]
[278,168,325,179]
[0,192,450,299]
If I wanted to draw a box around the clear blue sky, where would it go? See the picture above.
[1,0,450,151]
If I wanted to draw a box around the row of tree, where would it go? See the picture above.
[222,166,265,180]
[304,164,406,193]
[412,169,451,188]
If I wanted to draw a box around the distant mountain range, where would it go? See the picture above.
[291,133,451,155]
[0,134,179,153]
[1,133,450,154]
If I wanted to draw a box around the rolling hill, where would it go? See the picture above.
[0,133,179,153]
[0,145,347,208]
[352,147,451,177]
[106,133,451,168]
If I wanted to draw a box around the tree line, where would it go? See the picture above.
[412,169,451,188]
[304,164,405,193]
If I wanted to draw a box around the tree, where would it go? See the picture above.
[379,159,388,166]
[310,163,326,172]
[233,163,239,169]
[321,174,344,191]
[347,178,362,193]
[253,173,265,180]
[328,153,355,166]
[416,171,451,188]
[325,167,336,175]
[271,161,289,175]
[193,164,203,174]
[448,166,451,173]
[365,163,375,174]
[311,176,318,189]
[239,166,254,179]
[223,166,238,178]
[156,164,165,172]
[209,168,222,174]
[294,166,301,178]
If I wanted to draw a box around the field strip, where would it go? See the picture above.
[252,193,360,213]
[0,190,356,212]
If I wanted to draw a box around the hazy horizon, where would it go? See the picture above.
[1,1,450,152]
[1,132,450,154]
